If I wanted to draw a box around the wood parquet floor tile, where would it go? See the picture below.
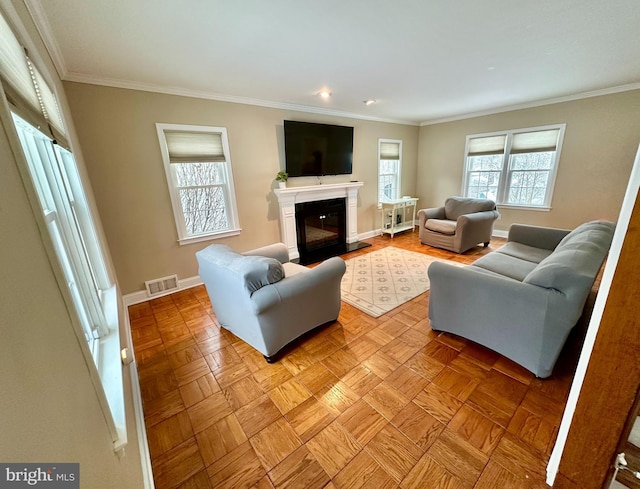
[129,232,591,488]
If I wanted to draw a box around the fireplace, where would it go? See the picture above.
[296,198,346,265]
[273,182,370,262]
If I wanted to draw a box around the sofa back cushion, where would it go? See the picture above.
[523,220,615,296]
[197,244,284,295]
[445,196,496,220]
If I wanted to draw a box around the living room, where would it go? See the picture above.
[1,1,640,488]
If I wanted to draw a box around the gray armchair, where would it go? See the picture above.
[418,196,499,253]
[196,242,346,362]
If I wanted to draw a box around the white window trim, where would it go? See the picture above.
[6,110,126,452]
[378,138,403,208]
[462,124,566,210]
[156,123,241,244]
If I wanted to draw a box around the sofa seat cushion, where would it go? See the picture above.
[472,252,538,282]
[497,242,554,264]
[425,219,457,235]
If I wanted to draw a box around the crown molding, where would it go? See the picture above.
[21,0,639,128]
[420,83,640,126]
[63,72,419,126]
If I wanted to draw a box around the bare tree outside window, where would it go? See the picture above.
[174,162,229,235]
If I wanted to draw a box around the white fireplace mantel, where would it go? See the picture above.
[274,182,363,260]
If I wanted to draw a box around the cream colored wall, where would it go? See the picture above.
[417,90,640,233]
[0,1,144,486]
[62,82,419,294]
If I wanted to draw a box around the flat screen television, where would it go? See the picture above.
[284,120,353,177]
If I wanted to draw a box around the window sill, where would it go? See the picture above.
[178,228,242,246]
[99,285,127,453]
[496,204,551,212]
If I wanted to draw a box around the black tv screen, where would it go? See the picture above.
[284,120,353,177]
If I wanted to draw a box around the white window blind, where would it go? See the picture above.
[379,141,401,160]
[468,135,507,156]
[511,129,560,154]
[165,131,225,163]
[0,10,66,140]
[27,56,65,135]
[0,12,39,109]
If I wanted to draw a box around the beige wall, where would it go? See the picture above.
[0,1,144,486]
[417,90,640,233]
[62,82,419,294]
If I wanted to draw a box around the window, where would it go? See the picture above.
[156,124,240,244]
[378,139,402,205]
[2,7,126,451]
[12,114,111,360]
[463,125,565,209]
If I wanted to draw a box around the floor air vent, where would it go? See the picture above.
[145,274,179,297]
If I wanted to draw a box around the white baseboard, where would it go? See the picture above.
[123,275,203,306]
[493,229,509,238]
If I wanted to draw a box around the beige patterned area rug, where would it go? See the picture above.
[341,246,449,318]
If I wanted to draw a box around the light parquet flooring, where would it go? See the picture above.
[129,232,585,489]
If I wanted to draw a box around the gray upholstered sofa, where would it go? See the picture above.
[427,220,615,378]
[196,243,346,361]
[418,196,500,253]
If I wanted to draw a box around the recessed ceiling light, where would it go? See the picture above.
[364,99,376,105]
[318,90,332,98]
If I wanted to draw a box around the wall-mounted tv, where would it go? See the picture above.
[284,120,353,177]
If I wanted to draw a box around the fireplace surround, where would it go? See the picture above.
[273,182,370,263]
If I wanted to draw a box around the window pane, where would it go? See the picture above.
[379,174,397,201]
[180,186,229,235]
[468,155,503,171]
[174,161,224,187]
[380,159,398,174]
[507,170,549,205]
[510,151,554,170]
[467,171,499,201]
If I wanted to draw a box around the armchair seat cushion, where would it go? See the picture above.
[282,262,309,277]
[425,219,457,235]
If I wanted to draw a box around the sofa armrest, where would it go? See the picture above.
[250,256,346,314]
[508,224,570,250]
[418,206,445,225]
[243,242,290,264]
[428,260,573,378]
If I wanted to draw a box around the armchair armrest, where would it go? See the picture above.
[508,224,570,250]
[456,210,499,229]
[418,206,445,226]
[250,256,346,314]
[243,242,290,264]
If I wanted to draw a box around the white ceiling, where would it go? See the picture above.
[27,0,640,125]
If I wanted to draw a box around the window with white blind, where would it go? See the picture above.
[1,8,126,450]
[156,123,240,244]
[378,139,402,205]
[463,125,565,209]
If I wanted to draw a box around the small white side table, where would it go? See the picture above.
[381,197,419,237]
